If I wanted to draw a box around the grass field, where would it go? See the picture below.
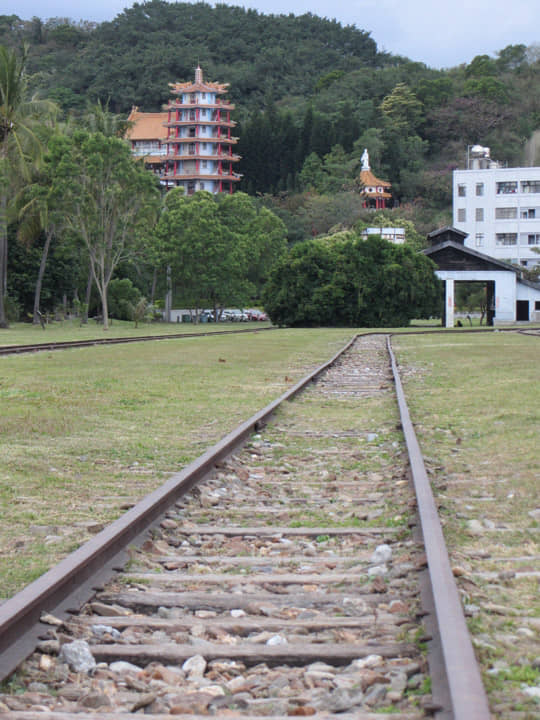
[393,331,539,714]
[0,326,538,603]
[0,318,273,346]
[0,327,354,595]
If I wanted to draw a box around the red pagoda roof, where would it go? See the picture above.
[169,66,229,95]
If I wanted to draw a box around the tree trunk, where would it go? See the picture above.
[0,193,8,328]
[83,266,92,324]
[101,286,109,330]
[150,267,157,305]
[33,230,53,324]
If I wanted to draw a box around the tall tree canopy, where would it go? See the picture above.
[49,130,160,329]
[0,43,56,327]
[155,190,286,316]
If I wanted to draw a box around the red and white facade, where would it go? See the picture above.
[162,66,241,194]
[359,149,392,209]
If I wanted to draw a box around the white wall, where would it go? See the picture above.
[435,269,517,323]
[453,166,540,268]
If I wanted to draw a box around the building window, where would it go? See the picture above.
[202,160,207,168]
[457,208,466,222]
[495,207,517,219]
[475,208,484,221]
[521,180,540,193]
[521,208,536,219]
[476,183,484,196]
[536,301,540,310]
[496,233,517,246]
[458,184,466,197]
[199,182,205,190]
[475,233,484,247]
[528,234,540,245]
[496,181,517,194]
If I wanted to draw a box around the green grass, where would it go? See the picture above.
[0,318,273,346]
[0,327,354,596]
[393,331,540,717]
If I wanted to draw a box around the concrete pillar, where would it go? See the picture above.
[445,278,454,328]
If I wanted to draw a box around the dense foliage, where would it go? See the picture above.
[263,233,442,327]
[155,190,287,315]
[1,2,538,322]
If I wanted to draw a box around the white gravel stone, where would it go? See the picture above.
[467,519,484,535]
[58,640,96,673]
[368,564,388,577]
[266,634,288,645]
[91,624,121,638]
[109,661,143,674]
[350,655,383,669]
[370,544,393,564]
[182,654,207,677]
[230,609,246,618]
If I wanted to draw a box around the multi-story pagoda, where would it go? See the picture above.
[163,66,241,194]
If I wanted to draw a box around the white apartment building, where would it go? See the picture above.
[453,146,540,268]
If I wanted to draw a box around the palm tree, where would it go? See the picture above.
[0,44,57,327]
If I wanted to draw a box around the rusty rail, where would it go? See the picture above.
[0,325,276,356]
[387,336,491,720]
[0,334,357,682]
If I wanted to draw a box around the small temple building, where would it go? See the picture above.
[126,66,241,194]
[358,149,392,209]
[126,108,168,183]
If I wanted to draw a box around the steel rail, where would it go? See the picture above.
[0,326,276,356]
[387,336,491,720]
[0,334,357,682]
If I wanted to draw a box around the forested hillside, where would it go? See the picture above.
[1,2,539,323]
[2,1,539,206]
[1,1,378,114]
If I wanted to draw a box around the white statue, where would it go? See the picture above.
[361,148,370,171]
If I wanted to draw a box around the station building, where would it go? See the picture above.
[424,226,540,326]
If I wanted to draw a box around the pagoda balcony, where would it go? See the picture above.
[162,171,242,182]
[165,152,241,162]
[167,100,235,111]
[163,119,236,129]
[163,136,238,145]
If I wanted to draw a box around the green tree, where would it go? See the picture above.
[380,83,424,135]
[217,192,287,296]
[51,130,160,329]
[0,44,57,327]
[263,233,441,327]
[155,190,249,319]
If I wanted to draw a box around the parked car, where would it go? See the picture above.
[247,309,268,321]
[226,309,249,322]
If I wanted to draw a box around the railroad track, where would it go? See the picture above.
[1,324,537,358]
[0,335,492,719]
[0,326,276,356]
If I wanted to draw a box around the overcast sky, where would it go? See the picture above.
[3,0,539,69]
